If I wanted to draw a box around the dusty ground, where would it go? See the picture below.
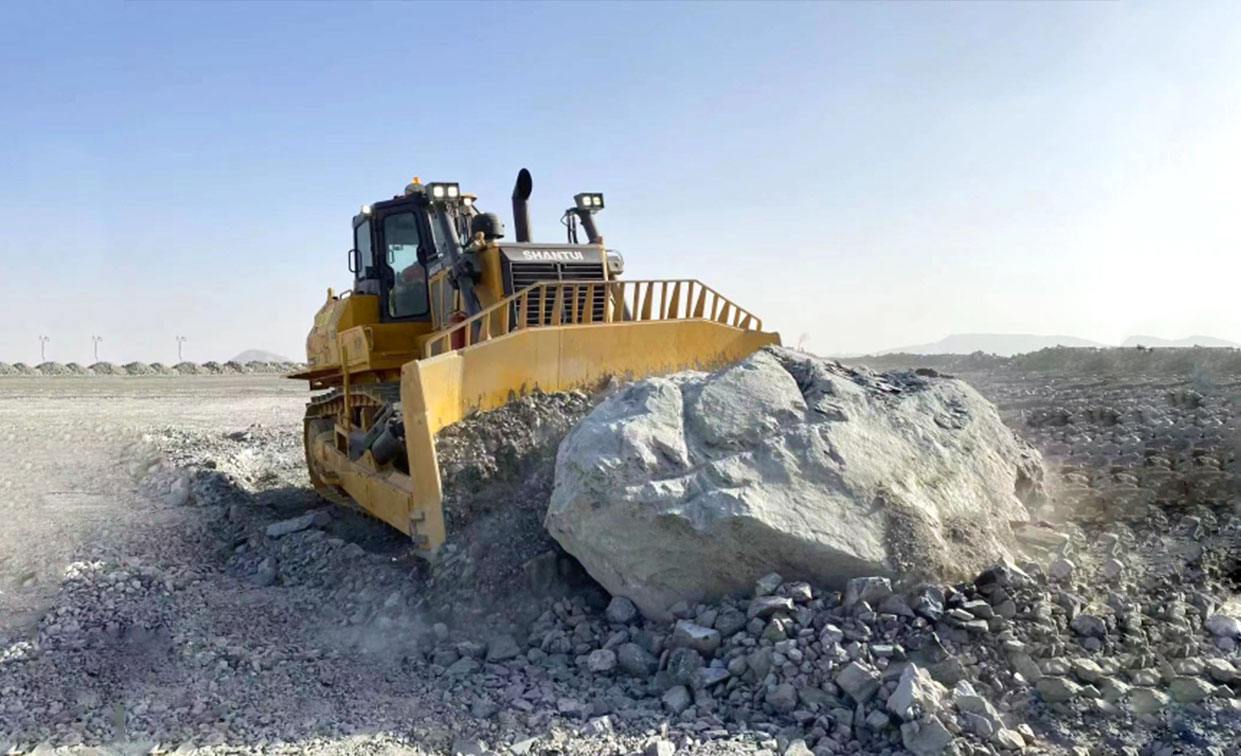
[0,377,470,754]
[4,355,1241,756]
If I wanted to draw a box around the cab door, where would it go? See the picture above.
[377,210,432,322]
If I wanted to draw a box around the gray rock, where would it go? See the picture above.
[1168,676,1216,703]
[1035,676,1083,703]
[1070,613,1107,638]
[887,664,946,721]
[993,728,1026,750]
[1204,658,1239,684]
[606,596,639,625]
[586,649,617,673]
[714,607,748,637]
[1069,658,1105,683]
[785,581,813,603]
[485,634,521,662]
[748,596,795,619]
[662,685,692,714]
[546,348,1039,618]
[444,657,481,677]
[900,714,955,755]
[252,556,277,587]
[845,576,893,608]
[697,665,731,687]
[1130,687,1171,715]
[835,661,882,703]
[1048,558,1075,581]
[617,643,658,676]
[266,512,317,538]
[666,647,705,684]
[754,572,784,596]
[671,620,721,655]
[1206,613,1241,639]
[766,683,798,713]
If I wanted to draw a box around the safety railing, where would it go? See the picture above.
[423,279,764,358]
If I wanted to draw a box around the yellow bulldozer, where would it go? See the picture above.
[291,170,779,555]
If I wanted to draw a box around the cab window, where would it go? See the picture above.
[383,212,429,319]
[354,220,374,279]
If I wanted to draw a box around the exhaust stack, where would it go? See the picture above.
[511,168,533,243]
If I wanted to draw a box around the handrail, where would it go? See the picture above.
[423,279,764,358]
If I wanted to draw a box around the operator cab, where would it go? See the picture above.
[349,181,477,323]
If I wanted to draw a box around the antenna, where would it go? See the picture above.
[176,335,188,362]
[38,335,50,362]
[92,335,103,362]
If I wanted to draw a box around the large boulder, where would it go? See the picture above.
[546,347,1042,618]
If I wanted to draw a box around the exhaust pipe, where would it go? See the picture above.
[511,168,533,243]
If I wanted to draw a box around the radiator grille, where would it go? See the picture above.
[507,260,607,325]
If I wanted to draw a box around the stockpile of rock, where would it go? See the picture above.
[88,361,126,375]
[34,362,71,376]
[0,359,306,378]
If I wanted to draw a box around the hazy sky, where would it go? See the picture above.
[3,1,1240,363]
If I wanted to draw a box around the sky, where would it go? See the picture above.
[2,1,1240,363]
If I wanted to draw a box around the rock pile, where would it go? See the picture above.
[549,347,1043,618]
[0,361,305,377]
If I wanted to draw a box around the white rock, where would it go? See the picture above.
[546,348,1039,617]
[887,664,947,721]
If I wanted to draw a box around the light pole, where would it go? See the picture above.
[92,335,103,362]
[176,335,188,362]
[38,335,50,362]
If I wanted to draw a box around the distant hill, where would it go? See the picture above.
[878,333,1106,357]
[1120,335,1239,349]
[230,349,293,363]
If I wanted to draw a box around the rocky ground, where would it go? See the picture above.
[3,350,1241,755]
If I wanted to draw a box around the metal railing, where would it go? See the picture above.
[423,279,764,358]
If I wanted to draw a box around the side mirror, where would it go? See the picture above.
[348,248,359,274]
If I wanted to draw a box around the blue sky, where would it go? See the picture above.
[2,1,1240,362]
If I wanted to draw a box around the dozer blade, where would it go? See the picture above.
[398,313,779,554]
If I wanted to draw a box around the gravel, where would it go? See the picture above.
[4,351,1241,754]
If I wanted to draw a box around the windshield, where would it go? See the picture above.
[382,212,429,319]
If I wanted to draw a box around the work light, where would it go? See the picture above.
[429,182,461,201]
[574,192,604,211]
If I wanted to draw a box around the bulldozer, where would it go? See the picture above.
[291,170,779,555]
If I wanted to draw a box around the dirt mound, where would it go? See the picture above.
[122,361,155,375]
[173,361,203,375]
[35,362,70,375]
[86,361,122,375]
[423,390,601,631]
[0,362,15,376]
[146,362,174,375]
[223,360,250,374]
[64,362,90,375]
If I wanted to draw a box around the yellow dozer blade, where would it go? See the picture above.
[308,279,779,554]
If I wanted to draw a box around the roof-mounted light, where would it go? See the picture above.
[428,182,461,202]
[361,204,372,216]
